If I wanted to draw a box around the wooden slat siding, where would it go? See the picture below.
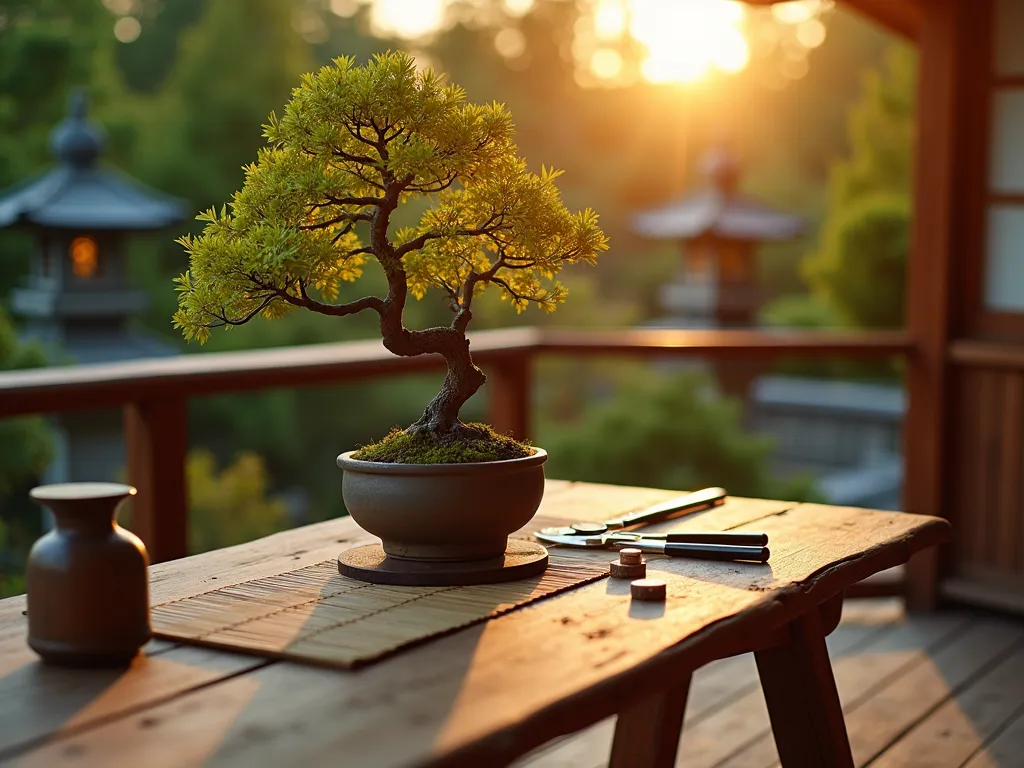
[869,644,1024,768]
[124,398,189,563]
[978,371,1000,571]
[955,370,985,570]
[997,373,1023,573]
[902,0,960,610]
[487,353,531,440]
[1,500,949,768]
[0,328,911,420]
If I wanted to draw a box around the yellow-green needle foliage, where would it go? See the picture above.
[175,51,607,440]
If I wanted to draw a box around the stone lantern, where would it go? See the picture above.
[0,89,186,362]
[632,147,804,399]
[0,89,187,484]
[632,146,803,329]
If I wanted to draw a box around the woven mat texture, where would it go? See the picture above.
[152,557,606,669]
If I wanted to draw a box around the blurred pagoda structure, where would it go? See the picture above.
[0,89,187,483]
[632,147,904,510]
[632,146,803,330]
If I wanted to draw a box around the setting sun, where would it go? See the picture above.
[628,0,749,83]
[336,0,830,87]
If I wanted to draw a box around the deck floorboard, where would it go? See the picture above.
[516,600,1024,768]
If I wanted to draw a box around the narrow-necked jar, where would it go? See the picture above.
[26,483,151,666]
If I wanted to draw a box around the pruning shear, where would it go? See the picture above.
[534,486,771,562]
[533,530,770,563]
[538,486,729,537]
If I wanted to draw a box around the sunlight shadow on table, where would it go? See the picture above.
[0,634,258,765]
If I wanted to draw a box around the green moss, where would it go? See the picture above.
[352,423,534,464]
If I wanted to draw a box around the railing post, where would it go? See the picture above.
[488,353,531,441]
[902,0,961,611]
[124,397,189,563]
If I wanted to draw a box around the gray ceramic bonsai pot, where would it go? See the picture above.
[337,448,548,562]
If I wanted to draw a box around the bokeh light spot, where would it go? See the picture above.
[503,0,535,17]
[796,18,827,48]
[594,1,627,40]
[494,28,527,59]
[591,48,624,80]
[113,16,141,43]
[369,0,445,40]
[771,0,823,25]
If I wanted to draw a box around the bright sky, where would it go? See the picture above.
[108,0,831,87]
[348,0,830,86]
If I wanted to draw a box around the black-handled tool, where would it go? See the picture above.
[625,531,768,547]
[626,540,770,563]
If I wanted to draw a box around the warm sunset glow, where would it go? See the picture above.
[368,0,446,40]
[342,0,832,87]
[630,0,749,83]
[70,236,99,278]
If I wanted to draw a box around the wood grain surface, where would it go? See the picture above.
[0,481,948,768]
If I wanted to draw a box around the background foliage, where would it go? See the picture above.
[0,0,909,586]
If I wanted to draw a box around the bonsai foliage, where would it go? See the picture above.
[175,52,607,436]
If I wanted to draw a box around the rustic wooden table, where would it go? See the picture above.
[0,480,949,768]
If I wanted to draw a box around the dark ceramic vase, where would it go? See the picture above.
[26,483,151,667]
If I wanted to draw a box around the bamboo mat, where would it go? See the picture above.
[151,557,607,669]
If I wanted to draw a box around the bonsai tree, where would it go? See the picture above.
[174,52,607,453]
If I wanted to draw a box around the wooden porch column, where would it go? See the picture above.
[902,0,960,610]
[124,398,189,563]
[487,353,531,440]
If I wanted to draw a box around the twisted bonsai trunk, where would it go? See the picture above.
[374,199,486,435]
[408,335,486,435]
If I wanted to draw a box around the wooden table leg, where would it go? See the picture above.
[608,675,691,768]
[755,606,854,768]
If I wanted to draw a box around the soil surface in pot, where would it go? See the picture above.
[352,422,533,464]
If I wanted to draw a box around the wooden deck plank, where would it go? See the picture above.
[513,654,761,768]
[718,614,1020,768]
[7,501,947,768]
[512,603,877,768]
[842,617,1024,767]
[679,609,970,768]
[962,706,1024,768]
[870,644,1024,767]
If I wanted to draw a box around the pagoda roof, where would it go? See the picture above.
[0,90,187,232]
[632,146,804,242]
[632,188,805,242]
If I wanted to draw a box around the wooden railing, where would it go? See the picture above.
[0,327,914,562]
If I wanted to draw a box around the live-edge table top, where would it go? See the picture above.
[0,480,949,768]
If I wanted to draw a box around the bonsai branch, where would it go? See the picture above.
[280,290,385,317]
[489,275,551,307]
[299,211,373,232]
[208,293,277,327]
